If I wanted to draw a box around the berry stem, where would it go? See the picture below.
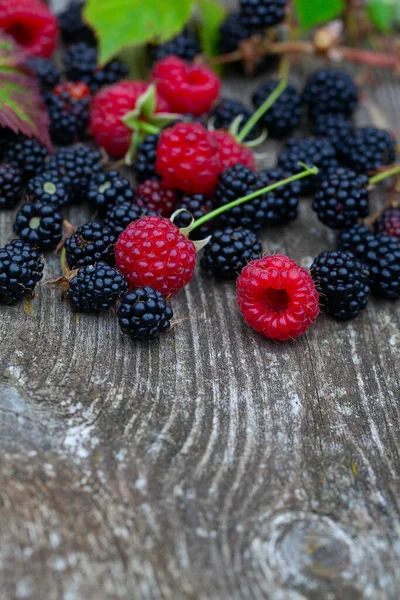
[369,164,400,185]
[190,165,319,232]
[236,77,288,143]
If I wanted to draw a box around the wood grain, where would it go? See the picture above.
[1,47,400,600]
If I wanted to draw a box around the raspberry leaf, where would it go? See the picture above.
[0,35,51,149]
[198,0,225,73]
[366,0,399,33]
[293,0,345,30]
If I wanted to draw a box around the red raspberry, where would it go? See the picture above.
[210,130,255,171]
[54,81,91,100]
[236,255,320,342]
[152,56,220,116]
[155,122,222,195]
[115,216,197,297]
[374,205,400,240]
[0,0,58,57]
[136,179,177,217]
[90,81,170,158]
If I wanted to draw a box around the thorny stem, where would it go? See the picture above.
[190,165,319,232]
[369,164,400,185]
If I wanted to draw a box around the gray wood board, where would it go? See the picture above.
[1,64,400,599]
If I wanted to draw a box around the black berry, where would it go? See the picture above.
[4,136,48,181]
[14,201,63,251]
[0,239,44,304]
[87,170,134,214]
[252,80,302,138]
[239,0,287,30]
[118,287,173,340]
[65,221,117,269]
[26,173,70,208]
[201,226,262,278]
[339,127,396,174]
[0,163,23,209]
[303,69,359,119]
[134,134,160,184]
[67,263,128,313]
[256,167,301,225]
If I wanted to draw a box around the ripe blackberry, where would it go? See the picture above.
[64,43,128,93]
[312,167,369,229]
[58,0,96,46]
[104,202,157,236]
[27,56,60,92]
[311,250,370,320]
[209,98,256,140]
[4,136,48,181]
[173,193,216,240]
[45,84,90,145]
[26,173,70,208]
[215,164,268,230]
[136,179,177,217]
[240,0,287,29]
[87,170,134,214]
[339,127,396,174]
[0,163,23,209]
[201,226,262,278]
[67,263,128,313]
[311,113,354,152]
[303,69,359,119]
[338,230,400,299]
[118,287,173,340]
[14,201,63,251]
[151,30,201,63]
[219,12,252,54]
[134,134,160,183]
[0,239,44,304]
[374,206,400,240]
[65,221,117,269]
[256,168,301,226]
[337,224,371,252]
[277,137,338,194]
[47,144,103,202]
[252,80,302,139]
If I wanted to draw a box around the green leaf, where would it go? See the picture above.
[293,0,345,30]
[197,0,225,59]
[0,34,51,148]
[366,0,396,33]
[84,0,196,64]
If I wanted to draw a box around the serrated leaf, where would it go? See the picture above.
[84,0,196,65]
[293,0,345,30]
[0,34,51,148]
[366,0,396,33]
[198,0,225,65]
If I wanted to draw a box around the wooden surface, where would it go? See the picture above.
[1,58,400,600]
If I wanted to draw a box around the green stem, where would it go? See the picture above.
[191,165,319,232]
[236,78,288,143]
[369,164,400,185]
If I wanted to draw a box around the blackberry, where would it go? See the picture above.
[27,57,60,92]
[0,163,23,209]
[310,250,370,320]
[4,136,48,181]
[209,99,255,139]
[302,69,359,119]
[67,263,128,313]
[134,134,160,183]
[118,287,173,340]
[174,193,216,240]
[136,179,177,217]
[337,224,371,253]
[312,167,369,229]
[87,170,134,214]
[201,226,262,278]
[65,221,117,269]
[256,167,301,225]
[311,113,354,152]
[338,230,400,299]
[45,86,90,146]
[64,43,128,93]
[58,0,96,46]
[0,239,44,304]
[0,128,17,157]
[252,80,302,138]
[374,206,400,240]
[151,30,201,63]
[26,173,70,208]
[215,163,268,230]
[219,12,252,54]
[14,202,63,251]
[47,144,103,202]
[239,0,287,30]
[104,202,156,236]
[277,137,338,194]
[339,127,396,174]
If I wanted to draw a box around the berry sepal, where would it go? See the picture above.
[170,208,212,252]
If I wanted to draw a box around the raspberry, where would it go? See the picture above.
[201,226,262,278]
[115,216,197,296]
[58,0,96,46]
[219,12,252,54]
[312,167,369,229]
[67,263,128,313]
[374,206,400,240]
[4,135,48,181]
[90,81,169,158]
[155,122,222,195]
[87,170,134,214]
[0,163,23,209]
[104,203,157,236]
[236,255,320,341]
[134,134,160,183]
[210,130,255,171]
[303,69,359,119]
[26,172,70,208]
[65,221,117,269]
[14,201,63,251]
[0,239,44,304]
[173,193,216,240]
[311,113,354,151]
[209,98,254,138]
[118,286,173,340]
[311,250,370,320]
[47,143,103,202]
[150,29,201,63]
[339,127,396,174]
[152,56,220,116]
[239,0,287,30]
[45,82,91,145]
[64,42,128,93]
[252,80,302,139]
[27,56,60,92]
[256,167,301,226]
[136,179,177,217]
[0,0,58,57]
